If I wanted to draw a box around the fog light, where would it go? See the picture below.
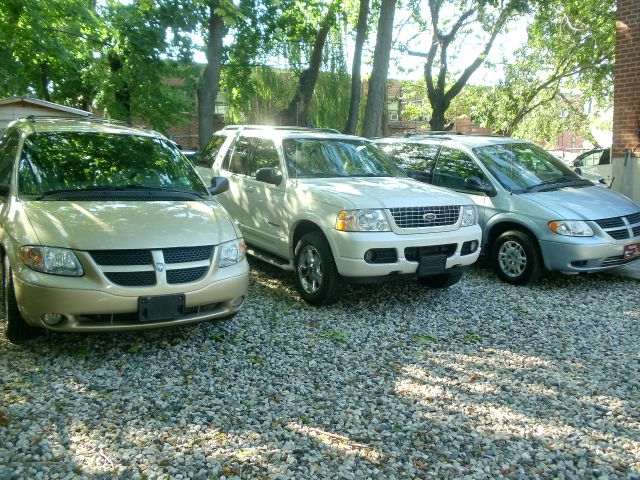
[364,250,375,262]
[41,313,63,326]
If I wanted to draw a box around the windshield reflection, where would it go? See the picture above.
[282,138,405,179]
[474,143,583,192]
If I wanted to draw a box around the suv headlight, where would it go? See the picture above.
[218,238,247,267]
[20,246,84,276]
[548,220,594,237]
[336,209,391,232]
[460,205,478,227]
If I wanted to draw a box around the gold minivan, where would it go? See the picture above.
[0,118,248,343]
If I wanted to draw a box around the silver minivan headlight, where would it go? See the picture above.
[548,220,594,237]
[20,246,84,276]
[460,205,478,227]
[218,238,247,267]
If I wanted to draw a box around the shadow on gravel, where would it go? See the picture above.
[1,260,639,478]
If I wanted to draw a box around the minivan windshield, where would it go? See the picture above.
[473,142,591,192]
[282,138,405,178]
[19,132,208,199]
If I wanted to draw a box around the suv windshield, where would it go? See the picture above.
[282,138,404,178]
[19,132,208,198]
[473,142,590,192]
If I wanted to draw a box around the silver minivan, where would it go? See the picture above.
[376,134,640,284]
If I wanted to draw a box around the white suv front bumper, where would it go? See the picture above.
[325,225,482,278]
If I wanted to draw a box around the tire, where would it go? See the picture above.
[294,232,343,306]
[418,270,464,288]
[2,258,41,344]
[492,230,543,285]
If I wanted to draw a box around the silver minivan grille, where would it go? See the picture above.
[594,212,640,240]
[389,206,461,229]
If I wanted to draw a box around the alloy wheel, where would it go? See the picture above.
[297,245,323,294]
[498,240,527,278]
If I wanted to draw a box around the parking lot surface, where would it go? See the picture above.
[1,262,639,479]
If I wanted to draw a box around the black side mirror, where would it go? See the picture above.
[255,167,283,186]
[207,177,229,195]
[574,167,582,176]
[465,176,496,196]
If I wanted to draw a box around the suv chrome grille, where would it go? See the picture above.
[389,206,460,229]
[89,246,214,287]
[595,211,640,240]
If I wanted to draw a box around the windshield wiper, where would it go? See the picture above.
[349,173,392,177]
[37,185,207,200]
[527,175,591,192]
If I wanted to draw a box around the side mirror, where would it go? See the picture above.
[465,176,496,197]
[207,177,229,195]
[574,167,582,176]
[255,167,283,186]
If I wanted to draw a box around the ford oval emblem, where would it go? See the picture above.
[423,212,437,222]
[155,262,165,272]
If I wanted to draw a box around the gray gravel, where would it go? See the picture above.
[1,262,639,479]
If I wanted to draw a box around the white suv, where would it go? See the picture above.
[198,126,482,305]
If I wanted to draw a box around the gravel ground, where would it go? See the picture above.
[1,261,639,480]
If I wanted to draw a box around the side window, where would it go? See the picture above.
[200,134,226,168]
[582,152,599,167]
[249,138,281,177]
[225,138,251,176]
[0,132,20,188]
[433,147,485,192]
[393,143,439,172]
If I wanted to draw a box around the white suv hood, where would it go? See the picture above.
[302,177,469,209]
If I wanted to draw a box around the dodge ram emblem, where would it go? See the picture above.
[155,262,165,272]
[423,212,437,222]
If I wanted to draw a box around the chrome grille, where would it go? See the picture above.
[595,211,640,240]
[389,206,460,229]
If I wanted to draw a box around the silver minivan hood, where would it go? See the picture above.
[521,186,640,220]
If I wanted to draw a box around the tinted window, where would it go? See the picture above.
[226,138,251,175]
[433,147,485,191]
[249,138,281,177]
[0,131,19,187]
[383,142,439,172]
[282,138,404,178]
[200,135,226,168]
[18,132,207,196]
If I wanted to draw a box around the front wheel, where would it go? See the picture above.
[492,230,543,285]
[418,270,464,288]
[2,258,41,343]
[294,232,343,306]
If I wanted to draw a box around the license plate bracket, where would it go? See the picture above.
[138,294,185,322]
[417,253,447,277]
[623,242,640,260]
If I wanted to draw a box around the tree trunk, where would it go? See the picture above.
[362,0,397,138]
[39,63,51,102]
[197,4,225,151]
[279,2,338,127]
[108,52,131,121]
[344,0,369,134]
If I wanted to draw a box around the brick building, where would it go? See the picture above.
[612,0,640,201]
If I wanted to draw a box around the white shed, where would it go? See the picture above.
[0,97,91,129]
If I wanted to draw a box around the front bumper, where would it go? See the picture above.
[539,238,640,273]
[13,262,249,332]
[326,225,482,278]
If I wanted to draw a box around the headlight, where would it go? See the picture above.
[218,238,247,267]
[548,220,594,237]
[460,205,478,227]
[20,246,83,276]
[336,209,391,232]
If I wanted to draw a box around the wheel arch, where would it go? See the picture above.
[291,220,329,257]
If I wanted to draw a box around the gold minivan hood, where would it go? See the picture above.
[22,200,232,250]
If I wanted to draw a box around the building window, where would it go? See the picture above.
[389,113,399,121]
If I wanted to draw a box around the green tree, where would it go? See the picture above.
[474,0,614,138]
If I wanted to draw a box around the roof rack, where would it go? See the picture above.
[403,131,465,137]
[20,115,138,127]
[223,125,341,134]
